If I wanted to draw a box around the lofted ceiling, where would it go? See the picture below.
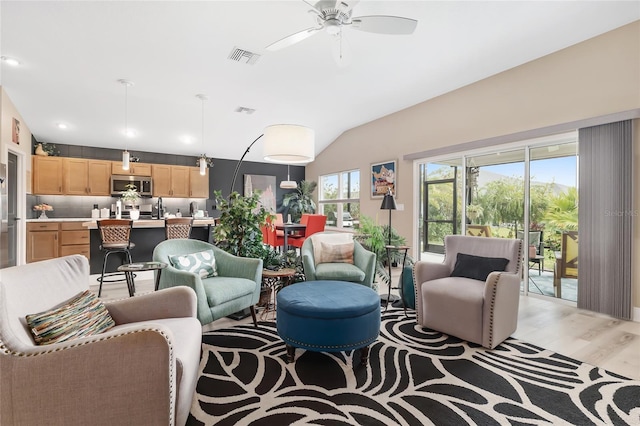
[0,1,638,164]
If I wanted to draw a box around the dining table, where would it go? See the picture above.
[275,223,307,250]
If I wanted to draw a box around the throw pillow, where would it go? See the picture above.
[317,241,355,265]
[26,290,115,346]
[310,233,353,263]
[450,253,510,281]
[169,249,218,278]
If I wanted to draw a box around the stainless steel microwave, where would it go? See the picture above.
[111,175,153,197]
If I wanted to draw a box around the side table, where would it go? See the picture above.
[383,245,410,312]
[260,268,296,319]
[117,261,167,297]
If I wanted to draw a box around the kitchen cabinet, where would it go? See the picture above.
[59,222,90,258]
[63,158,111,196]
[26,222,59,263]
[111,161,152,176]
[26,221,90,263]
[32,156,63,195]
[189,167,209,198]
[152,165,190,197]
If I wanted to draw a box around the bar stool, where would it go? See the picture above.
[165,218,193,239]
[97,219,135,297]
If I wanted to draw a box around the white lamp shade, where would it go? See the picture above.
[122,150,130,171]
[280,180,297,189]
[263,124,315,164]
[199,157,207,175]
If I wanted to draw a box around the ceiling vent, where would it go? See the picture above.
[235,106,256,115]
[228,47,261,65]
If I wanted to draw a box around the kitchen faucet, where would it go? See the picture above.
[157,197,164,219]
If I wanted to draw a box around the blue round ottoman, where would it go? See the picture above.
[276,280,381,365]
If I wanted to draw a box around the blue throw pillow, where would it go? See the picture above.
[450,253,509,281]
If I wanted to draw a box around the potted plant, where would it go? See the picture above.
[213,190,271,258]
[282,180,317,223]
[121,183,141,220]
[355,216,413,289]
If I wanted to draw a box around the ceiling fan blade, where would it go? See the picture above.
[351,15,418,35]
[266,27,322,51]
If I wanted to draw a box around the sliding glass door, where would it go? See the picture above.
[418,135,579,302]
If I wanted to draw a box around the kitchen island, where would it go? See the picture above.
[82,218,216,274]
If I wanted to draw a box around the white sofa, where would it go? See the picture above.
[0,255,202,426]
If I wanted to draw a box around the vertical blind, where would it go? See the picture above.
[577,120,633,320]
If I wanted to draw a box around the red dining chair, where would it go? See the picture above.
[290,214,327,249]
[263,214,285,251]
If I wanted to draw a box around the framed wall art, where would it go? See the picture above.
[244,174,277,212]
[370,160,396,198]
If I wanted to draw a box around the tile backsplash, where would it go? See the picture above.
[30,195,202,219]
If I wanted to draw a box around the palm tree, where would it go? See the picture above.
[282,180,317,222]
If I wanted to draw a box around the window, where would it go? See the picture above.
[319,170,360,228]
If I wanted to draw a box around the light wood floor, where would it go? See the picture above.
[92,268,640,381]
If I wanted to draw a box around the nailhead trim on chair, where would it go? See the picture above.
[283,336,377,351]
[0,328,175,426]
[486,272,501,349]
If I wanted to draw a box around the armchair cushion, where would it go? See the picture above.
[169,249,218,278]
[203,276,260,306]
[318,241,355,265]
[450,253,509,281]
[315,263,366,282]
[26,290,115,345]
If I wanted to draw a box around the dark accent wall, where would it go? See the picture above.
[44,143,305,216]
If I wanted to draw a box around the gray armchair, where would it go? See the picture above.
[301,232,376,287]
[0,255,201,426]
[153,239,262,326]
[413,235,522,349]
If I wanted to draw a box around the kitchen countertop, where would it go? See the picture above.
[81,218,216,229]
[26,217,95,223]
[25,217,217,229]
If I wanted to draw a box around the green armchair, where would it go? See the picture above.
[153,239,262,326]
[301,233,376,287]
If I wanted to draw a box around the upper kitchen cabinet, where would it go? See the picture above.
[152,165,190,198]
[111,161,152,176]
[63,158,111,196]
[32,156,64,195]
[189,167,209,198]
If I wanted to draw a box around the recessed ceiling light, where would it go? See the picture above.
[124,129,137,138]
[56,123,68,130]
[1,56,21,66]
[181,135,194,144]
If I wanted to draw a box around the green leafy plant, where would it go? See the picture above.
[121,183,140,204]
[282,180,317,223]
[213,191,270,258]
[355,216,413,287]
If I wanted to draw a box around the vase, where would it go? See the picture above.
[38,211,48,219]
[129,208,140,221]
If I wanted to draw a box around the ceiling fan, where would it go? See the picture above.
[265,0,418,52]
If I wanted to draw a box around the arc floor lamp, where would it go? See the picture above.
[229,124,315,194]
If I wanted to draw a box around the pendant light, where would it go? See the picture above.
[280,164,297,189]
[196,94,209,176]
[118,79,134,171]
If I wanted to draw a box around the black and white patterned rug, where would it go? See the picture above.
[187,310,640,425]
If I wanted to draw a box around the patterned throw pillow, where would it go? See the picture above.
[317,241,355,265]
[169,249,218,278]
[25,290,115,346]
